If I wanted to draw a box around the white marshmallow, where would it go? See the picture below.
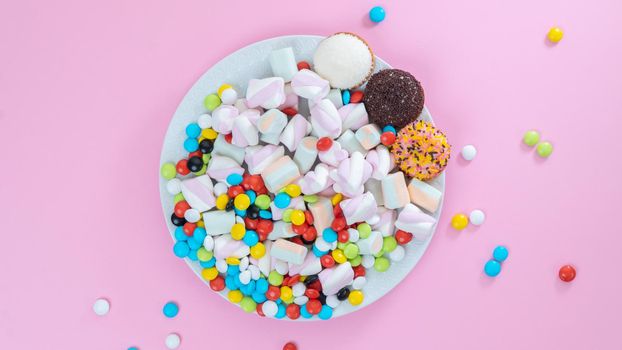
[270,239,308,265]
[206,155,244,182]
[307,197,335,235]
[211,105,239,134]
[364,178,384,206]
[212,134,245,165]
[339,192,378,225]
[355,124,382,150]
[407,177,443,213]
[202,210,236,236]
[339,103,369,131]
[310,99,342,139]
[327,88,343,109]
[337,129,367,156]
[356,231,383,255]
[267,221,297,240]
[213,234,250,259]
[381,172,410,209]
[291,69,330,103]
[269,47,298,82]
[244,144,284,175]
[245,77,286,109]
[180,175,215,213]
[366,145,394,180]
[260,155,301,193]
[318,262,354,295]
[231,114,259,147]
[288,253,322,276]
[372,206,396,237]
[395,203,437,241]
[257,109,288,145]
[293,136,318,173]
[279,114,312,152]
[298,163,334,195]
[318,141,348,167]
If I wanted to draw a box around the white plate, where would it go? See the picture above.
[159,35,445,320]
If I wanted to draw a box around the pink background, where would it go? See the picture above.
[1,0,621,349]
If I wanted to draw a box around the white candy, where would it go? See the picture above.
[203,235,214,251]
[366,145,394,180]
[239,256,249,271]
[262,300,278,318]
[274,260,289,275]
[352,276,367,290]
[280,83,299,109]
[339,103,369,131]
[213,134,245,164]
[220,88,238,105]
[214,235,250,259]
[361,254,375,268]
[93,298,110,316]
[326,294,341,308]
[367,214,381,226]
[197,113,212,129]
[348,228,360,243]
[269,47,298,82]
[308,197,335,235]
[246,77,286,109]
[216,259,228,273]
[270,239,307,265]
[202,210,235,235]
[206,155,243,182]
[337,129,367,156]
[310,99,342,138]
[231,114,259,147]
[373,207,396,237]
[287,253,322,276]
[260,155,301,193]
[184,208,201,223]
[257,109,288,145]
[165,333,181,350]
[339,191,377,225]
[294,296,309,306]
[407,177,442,213]
[238,270,251,285]
[356,231,383,255]
[461,144,477,161]
[355,124,382,150]
[293,136,318,173]
[180,175,215,212]
[166,178,182,195]
[469,209,486,225]
[292,282,306,297]
[211,105,239,134]
[213,182,228,197]
[248,265,260,280]
[388,245,405,262]
[234,98,249,112]
[331,151,373,198]
[318,141,348,167]
[381,171,410,209]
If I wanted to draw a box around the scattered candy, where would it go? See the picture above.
[484,259,502,277]
[93,298,110,316]
[461,144,477,161]
[536,141,554,158]
[522,130,540,146]
[165,333,181,349]
[492,246,508,262]
[283,342,298,350]
[547,27,564,43]
[469,209,486,226]
[450,213,469,230]
[163,301,179,318]
[559,264,576,282]
[369,6,386,23]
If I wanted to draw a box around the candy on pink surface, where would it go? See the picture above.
[231,114,259,147]
[267,221,297,240]
[214,234,250,259]
[307,196,335,235]
[257,109,288,145]
[260,155,301,193]
[408,177,443,213]
[244,144,284,175]
[180,175,215,213]
[319,261,354,295]
[339,192,378,225]
[279,83,299,109]
[291,69,330,103]
[212,134,245,164]
[381,171,410,209]
[298,163,334,195]
[366,145,394,180]
[364,178,384,206]
[354,124,382,150]
[337,129,368,156]
[372,206,396,237]
[269,47,298,82]
[356,231,383,255]
[206,155,244,182]
[310,99,342,138]
[339,103,369,131]
[330,151,373,198]
[318,141,348,167]
[279,114,312,152]
[270,239,308,265]
[288,253,322,276]
[395,203,437,241]
[246,77,286,109]
[293,136,318,174]
[211,105,239,134]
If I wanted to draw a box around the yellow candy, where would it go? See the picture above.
[231,223,246,240]
[290,209,306,225]
[451,214,469,230]
[234,194,251,210]
[547,27,563,43]
[332,249,347,264]
[284,184,302,197]
[280,286,293,302]
[228,290,243,303]
[331,193,343,206]
[201,267,218,281]
[196,220,205,228]
[250,242,266,259]
[348,290,364,306]
[216,194,229,210]
[217,84,233,97]
[226,257,240,265]
[201,128,218,140]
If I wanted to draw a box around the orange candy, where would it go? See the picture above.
[350,90,364,103]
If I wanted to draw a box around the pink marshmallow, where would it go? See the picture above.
[330,152,373,198]
[291,69,330,103]
[310,99,342,139]
[298,163,334,195]
[257,109,288,145]
[318,141,348,167]
[231,114,259,147]
[372,206,396,237]
[366,145,395,179]
[279,114,311,152]
[408,177,443,213]
[288,253,322,276]
[279,83,299,109]
[395,203,437,241]
[339,103,369,131]
[206,155,244,182]
[354,124,382,150]
[246,77,286,109]
[260,155,301,193]
[319,262,354,296]
[244,144,284,175]
[307,197,335,235]
[180,175,215,213]
[211,105,239,134]
[339,192,378,225]
[381,171,410,209]
[337,129,367,156]
[293,136,318,173]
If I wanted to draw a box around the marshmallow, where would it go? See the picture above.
[366,145,394,180]
[356,231,383,255]
[288,253,322,276]
[231,114,259,147]
[255,240,272,276]
[339,103,369,131]
[240,108,261,125]
[202,210,236,236]
[214,234,250,259]
[244,144,284,175]
[291,69,330,103]
[395,203,437,241]
[269,47,298,82]
[381,172,410,209]
[213,134,245,164]
[327,88,343,109]
[373,206,396,237]
[211,105,239,134]
[364,178,384,206]
[279,114,311,152]
[206,155,244,182]
[307,197,335,235]
[310,99,342,139]
[355,124,382,150]
[339,192,378,225]
[267,221,297,240]
[180,175,215,213]
[279,83,298,109]
[337,129,367,156]
[298,163,334,195]
[270,239,307,265]
[293,136,318,173]
[257,109,288,145]
[234,98,249,113]
[318,141,348,167]
[260,155,301,193]
[331,152,373,197]
[408,177,443,213]
[246,77,286,109]
[318,262,354,295]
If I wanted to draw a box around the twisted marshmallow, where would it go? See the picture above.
[246,77,286,109]
[291,69,330,103]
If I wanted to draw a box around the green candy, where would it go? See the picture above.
[202,153,211,164]
[173,193,185,204]
[255,195,271,210]
[303,195,319,203]
[282,209,293,223]
[240,296,257,313]
[374,257,391,272]
[357,223,372,239]
[193,164,207,176]
[373,250,385,258]
[197,247,213,262]
[337,242,348,250]
[382,236,398,253]
[343,243,359,259]
[268,271,283,286]
[160,163,176,180]
[203,94,221,111]
[523,130,540,147]
[537,141,553,158]
[349,255,362,267]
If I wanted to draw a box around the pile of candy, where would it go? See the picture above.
[160,33,450,320]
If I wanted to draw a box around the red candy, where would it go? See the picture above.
[337,230,350,243]
[266,285,281,300]
[209,276,225,291]
[302,227,317,242]
[176,159,190,176]
[289,236,304,245]
[353,265,366,278]
[282,107,298,117]
[304,211,314,225]
[333,205,343,216]
[307,280,322,292]
[224,133,233,143]
[316,137,333,151]
[292,222,309,235]
[350,90,364,103]
[321,254,335,268]
[559,265,576,282]
[297,61,311,70]
[380,131,396,146]
[331,217,346,231]
[286,274,301,286]
[188,150,202,158]
[256,219,273,238]
[306,299,322,314]
[256,303,265,317]
[183,222,196,236]
[244,217,258,230]
[227,185,244,198]
[305,288,320,299]
[174,201,191,217]
[283,342,297,350]
[395,230,413,245]
[286,304,300,320]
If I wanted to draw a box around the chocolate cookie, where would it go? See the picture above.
[363,69,424,128]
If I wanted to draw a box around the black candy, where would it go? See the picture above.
[171,213,186,226]
[336,287,350,301]
[199,139,214,154]
[187,156,204,172]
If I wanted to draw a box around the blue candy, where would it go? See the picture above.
[484,259,502,277]
[342,90,351,105]
[225,275,238,290]
[128,347,139,350]
[183,138,199,152]
[239,280,255,295]
[193,227,207,242]
[252,291,267,303]
[318,305,333,320]
[274,192,291,209]
[300,304,312,319]
[382,125,396,134]
[245,190,256,204]
[185,123,202,138]
[243,230,259,247]
[493,246,509,262]
[162,301,179,318]
[227,264,240,276]
[369,6,386,23]
[187,236,202,250]
[187,249,198,261]
[255,278,269,293]
[200,257,216,268]
[259,210,272,219]
[312,245,328,257]
[234,208,247,217]
[174,226,187,241]
[173,241,190,258]
[226,173,243,186]
[323,228,338,243]
[275,303,286,319]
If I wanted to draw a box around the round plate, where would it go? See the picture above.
[159,35,445,320]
